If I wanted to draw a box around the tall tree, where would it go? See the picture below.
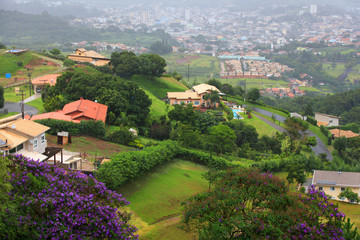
[246,88,260,102]
[208,125,236,155]
[110,51,141,77]
[139,54,166,80]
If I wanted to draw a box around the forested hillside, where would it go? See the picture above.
[270,88,360,125]
[0,10,176,49]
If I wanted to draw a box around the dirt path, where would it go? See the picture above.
[31,52,66,74]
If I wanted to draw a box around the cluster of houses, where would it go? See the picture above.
[220,59,294,79]
[260,87,305,98]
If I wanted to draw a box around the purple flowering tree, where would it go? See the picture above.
[182,168,358,239]
[1,154,137,239]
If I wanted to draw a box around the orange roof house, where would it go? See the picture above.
[31,74,61,94]
[68,48,110,66]
[30,98,108,123]
[167,84,222,108]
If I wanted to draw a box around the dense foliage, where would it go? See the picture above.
[108,128,136,145]
[0,154,137,239]
[46,71,151,126]
[110,51,166,80]
[35,119,106,138]
[0,86,4,108]
[182,168,358,239]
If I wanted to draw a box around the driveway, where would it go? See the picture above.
[248,105,333,161]
[2,101,38,116]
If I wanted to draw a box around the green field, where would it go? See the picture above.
[117,160,208,239]
[164,54,221,84]
[320,47,356,55]
[322,62,345,78]
[145,89,173,117]
[220,77,290,89]
[330,200,360,232]
[131,75,188,99]
[4,85,34,102]
[239,111,279,137]
[26,97,45,113]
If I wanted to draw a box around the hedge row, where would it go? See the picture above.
[96,141,232,190]
[35,119,106,138]
[306,116,317,126]
[320,125,332,145]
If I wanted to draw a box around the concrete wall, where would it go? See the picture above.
[315,113,339,127]
[26,133,47,154]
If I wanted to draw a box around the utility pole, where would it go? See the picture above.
[187,64,190,84]
[27,72,32,97]
[17,90,26,119]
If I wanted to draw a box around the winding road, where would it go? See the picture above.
[1,101,38,117]
[249,106,333,161]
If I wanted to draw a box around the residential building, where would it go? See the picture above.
[31,74,61,94]
[311,170,360,202]
[29,98,108,123]
[315,112,340,127]
[68,48,110,66]
[167,83,222,108]
[0,114,50,161]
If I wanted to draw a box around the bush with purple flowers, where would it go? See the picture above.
[0,154,137,239]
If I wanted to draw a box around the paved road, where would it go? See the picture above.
[1,101,38,116]
[248,106,333,161]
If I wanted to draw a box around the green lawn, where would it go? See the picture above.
[145,89,173,117]
[322,63,345,78]
[26,97,45,113]
[4,85,34,102]
[330,200,360,232]
[299,86,327,94]
[239,112,279,137]
[131,75,188,99]
[117,160,208,239]
[308,124,329,147]
[164,54,221,84]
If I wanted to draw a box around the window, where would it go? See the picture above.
[9,147,16,154]
[330,187,335,191]
[341,187,346,192]
[187,100,191,104]
[175,101,178,104]
[16,143,23,152]
[318,186,323,191]
[33,139,38,149]
[194,101,200,105]
[41,135,45,144]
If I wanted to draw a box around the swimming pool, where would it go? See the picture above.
[232,108,243,119]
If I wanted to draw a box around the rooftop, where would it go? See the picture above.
[312,170,360,187]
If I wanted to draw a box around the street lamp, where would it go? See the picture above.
[27,72,32,97]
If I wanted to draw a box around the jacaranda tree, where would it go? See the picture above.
[182,168,358,239]
[0,154,137,239]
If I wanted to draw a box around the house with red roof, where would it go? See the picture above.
[31,74,61,94]
[30,98,108,123]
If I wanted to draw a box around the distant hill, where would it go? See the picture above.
[0,10,176,50]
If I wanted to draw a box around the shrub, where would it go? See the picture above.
[35,119,106,138]
[108,128,136,145]
[306,116,317,126]
[1,154,137,239]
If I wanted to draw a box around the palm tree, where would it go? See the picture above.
[204,91,220,108]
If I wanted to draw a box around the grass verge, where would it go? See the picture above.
[117,160,208,239]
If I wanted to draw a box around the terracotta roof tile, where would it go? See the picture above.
[167,92,201,100]
[31,74,61,86]
[329,129,359,138]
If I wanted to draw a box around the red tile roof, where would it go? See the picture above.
[30,99,107,123]
[31,74,61,86]
[62,99,108,122]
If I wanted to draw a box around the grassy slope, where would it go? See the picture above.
[131,75,187,117]
[117,160,208,239]
[0,52,34,76]
[4,85,34,102]
[322,63,345,78]
[26,97,45,113]
[239,112,278,137]
[131,75,188,99]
